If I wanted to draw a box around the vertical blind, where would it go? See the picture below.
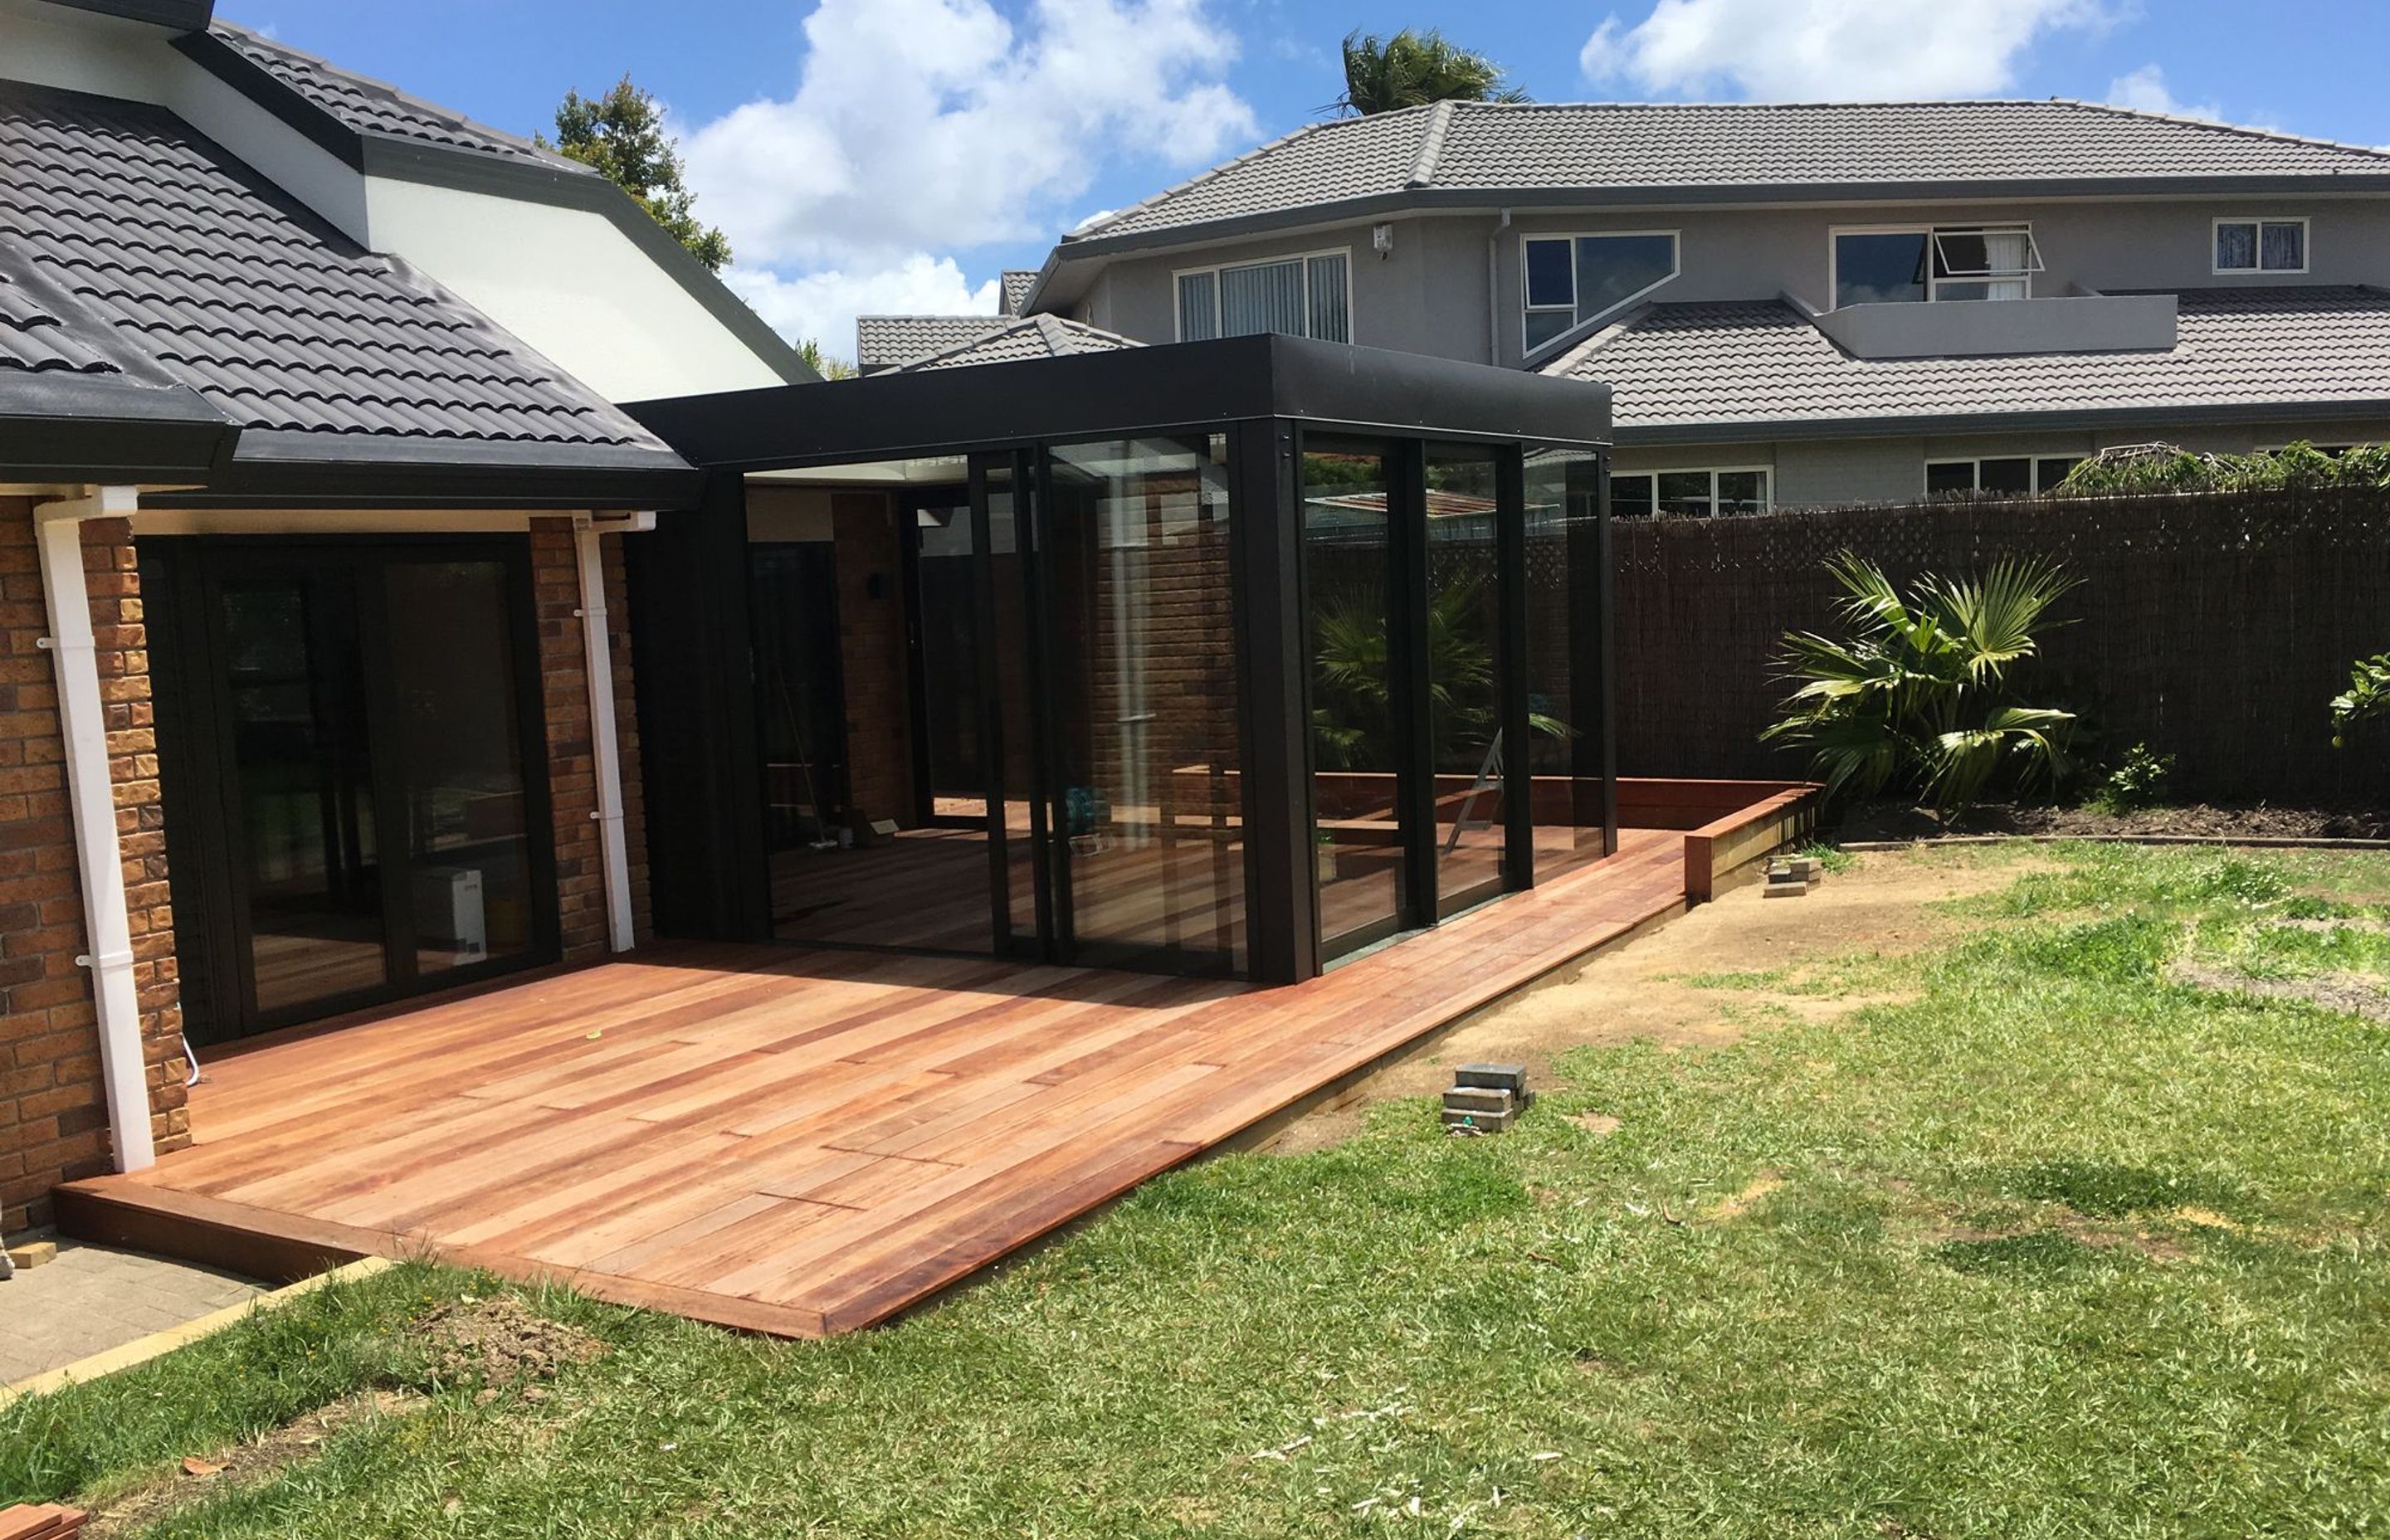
[1178,254,1349,342]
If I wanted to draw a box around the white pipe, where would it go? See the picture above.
[1487,207,1514,365]
[573,513,646,953]
[34,487,154,1173]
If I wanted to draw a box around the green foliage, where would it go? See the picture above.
[2087,742,2174,814]
[1310,574,1563,768]
[1331,27,1528,116]
[793,339,858,381]
[1763,553,2080,816]
[542,76,730,272]
[2051,440,2390,496]
[2330,652,2390,748]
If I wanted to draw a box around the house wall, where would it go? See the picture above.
[0,499,188,1235]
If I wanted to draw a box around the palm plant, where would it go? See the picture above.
[1764,554,2080,819]
[1311,575,1564,768]
[1332,29,1529,117]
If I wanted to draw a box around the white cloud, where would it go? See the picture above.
[722,255,1001,357]
[1580,0,2117,100]
[2105,64,2222,122]
[681,0,1256,270]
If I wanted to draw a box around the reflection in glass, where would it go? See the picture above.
[383,561,537,980]
[752,542,848,855]
[1424,444,1507,914]
[1524,449,1611,878]
[1041,436,1246,972]
[1834,231,1929,306]
[912,495,988,821]
[1302,438,1410,954]
[219,572,385,1014]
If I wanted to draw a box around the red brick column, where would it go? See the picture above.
[529,519,651,963]
[0,502,187,1234]
[832,494,914,828]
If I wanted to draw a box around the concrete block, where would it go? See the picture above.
[1441,1085,1514,1116]
[1441,1106,1516,1133]
[2,1240,53,1271]
[1454,1063,1528,1096]
[1763,881,1810,899]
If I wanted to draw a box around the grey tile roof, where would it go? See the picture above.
[1000,270,1038,316]
[0,80,669,453]
[855,314,1006,371]
[210,21,577,169]
[1076,100,2390,245]
[0,268,120,375]
[903,314,1141,370]
[1544,286,2390,434]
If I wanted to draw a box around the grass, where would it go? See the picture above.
[7,844,2389,1537]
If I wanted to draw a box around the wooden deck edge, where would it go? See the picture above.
[1685,787,1821,903]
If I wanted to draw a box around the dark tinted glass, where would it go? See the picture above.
[1978,457,2032,495]
[1836,231,1929,305]
[1925,461,1977,495]
[1524,238,1574,308]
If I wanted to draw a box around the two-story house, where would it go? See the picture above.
[870,100,2390,512]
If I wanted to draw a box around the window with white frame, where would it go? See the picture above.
[1522,231,1680,352]
[1924,456,2082,496]
[1176,251,1351,343]
[2214,218,2307,274]
[1832,226,2043,307]
[1612,467,1770,518]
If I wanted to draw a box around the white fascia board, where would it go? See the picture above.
[0,0,175,101]
[365,175,791,402]
[162,53,371,245]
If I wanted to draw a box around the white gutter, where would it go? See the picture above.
[33,486,154,1173]
[1487,207,1514,365]
[573,512,652,953]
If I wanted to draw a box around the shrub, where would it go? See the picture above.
[2051,441,2390,497]
[1763,553,2079,819]
[2330,652,2390,748]
[2088,743,2175,814]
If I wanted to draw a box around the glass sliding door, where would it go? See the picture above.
[908,490,988,824]
[1524,449,1614,877]
[1423,444,1509,914]
[1040,436,1246,973]
[1301,437,1415,958]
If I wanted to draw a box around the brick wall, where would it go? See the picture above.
[529,519,651,962]
[831,493,914,828]
[0,501,188,1235]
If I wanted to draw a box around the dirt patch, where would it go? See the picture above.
[86,1391,425,1538]
[1573,1112,1622,1138]
[1842,802,2390,842]
[1266,849,2030,1153]
[1703,1172,1787,1222]
[2168,961,2390,1022]
[416,1294,607,1395]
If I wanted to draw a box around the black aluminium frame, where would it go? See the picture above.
[624,335,1613,986]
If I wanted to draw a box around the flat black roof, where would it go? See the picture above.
[627,334,1612,473]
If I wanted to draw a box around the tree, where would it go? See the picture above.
[541,76,730,272]
[793,339,858,382]
[1332,28,1529,117]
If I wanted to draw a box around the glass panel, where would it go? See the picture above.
[2216,222,2257,270]
[1612,473,1656,519]
[2261,221,2305,270]
[1715,470,1768,514]
[751,543,848,856]
[1219,258,1306,337]
[1978,458,2032,495]
[1303,438,1409,954]
[912,495,988,821]
[219,570,386,1015]
[1524,238,1575,309]
[1573,233,1675,321]
[1836,231,1929,306]
[2036,456,2083,492]
[1925,461,1977,495]
[1425,444,1506,913]
[985,461,1042,954]
[1041,436,1245,972]
[1177,271,1218,340]
[1656,470,1712,517]
[1306,253,1350,343]
[383,560,536,981]
[1524,309,1578,351]
[1523,448,1607,876]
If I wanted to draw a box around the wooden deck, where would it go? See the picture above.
[59,820,1746,1339]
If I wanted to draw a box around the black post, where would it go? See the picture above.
[1231,417,1317,985]
[1496,445,1534,889]
[1593,456,1620,854]
[624,469,772,940]
[1393,437,1436,920]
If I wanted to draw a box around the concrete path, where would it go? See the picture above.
[0,1241,261,1385]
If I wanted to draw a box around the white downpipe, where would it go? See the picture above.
[34,487,154,1173]
[1487,207,1514,364]
[573,513,647,953]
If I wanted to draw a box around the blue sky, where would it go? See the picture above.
[225,0,2390,358]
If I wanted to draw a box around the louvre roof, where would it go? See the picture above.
[1070,99,2390,251]
[0,80,688,494]
[1543,285,2390,440]
[902,314,1141,371]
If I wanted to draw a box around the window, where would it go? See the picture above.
[2214,218,2307,274]
[1612,467,1769,518]
[1523,231,1680,352]
[1925,456,2082,496]
[1176,251,1350,343]
[1833,226,2042,307]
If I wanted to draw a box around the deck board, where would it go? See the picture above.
[59,821,1738,1338]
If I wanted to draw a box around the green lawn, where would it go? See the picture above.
[7,843,2388,1538]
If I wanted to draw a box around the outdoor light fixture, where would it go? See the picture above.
[1373,222,1395,258]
